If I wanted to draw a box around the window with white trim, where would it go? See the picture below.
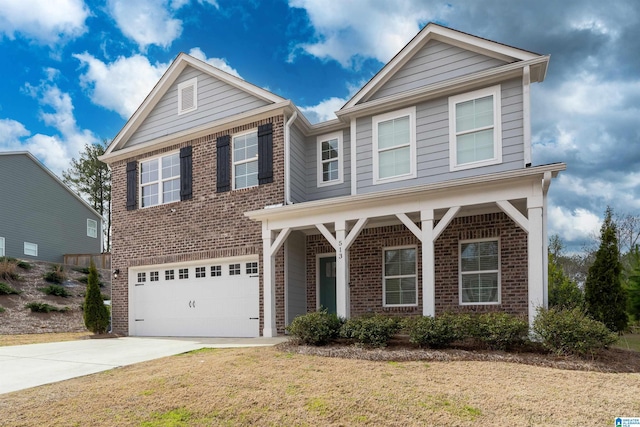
[165,269,175,280]
[383,246,417,306]
[137,272,146,283]
[195,267,206,278]
[140,152,180,207]
[449,85,502,171]
[246,262,258,275]
[460,239,500,305]
[24,242,38,257]
[87,219,98,238]
[178,77,197,115]
[229,264,241,276]
[211,265,221,277]
[150,271,159,282]
[233,130,258,189]
[317,131,343,186]
[373,106,416,184]
[179,268,189,279]
[0,237,4,257]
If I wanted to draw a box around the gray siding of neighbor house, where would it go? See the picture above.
[356,78,524,194]
[367,40,508,102]
[125,66,271,148]
[289,123,307,203]
[285,230,307,325]
[305,128,351,201]
[0,154,102,263]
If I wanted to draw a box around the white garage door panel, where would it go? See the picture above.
[131,260,260,337]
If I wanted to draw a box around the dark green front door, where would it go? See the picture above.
[319,256,337,315]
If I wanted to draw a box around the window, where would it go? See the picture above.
[165,269,175,280]
[178,77,197,115]
[195,267,206,278]
[373,107,416,183]
[383,247,417,306]
[233,130,258,189]
[317,132,343,186]
[449,85,502,171]
[137,272,146,283]
[246,262,258,275]
[150,271,159,282]
[87,219,98,238]
[179,268,189,279]
[140,152,180,208]
[211,265,221,277]
[24,242,38,257]
[229,264,241,276]
[460,239,500,305]
[0,237,4,257]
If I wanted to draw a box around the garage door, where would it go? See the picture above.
[130,258,260,337]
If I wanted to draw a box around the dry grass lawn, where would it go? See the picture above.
[0,332,92,347]
[1,346,639,426]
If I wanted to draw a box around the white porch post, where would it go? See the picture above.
[262,227,276,337]
[335,220,348,318]
[421,209,435,317]
[527,197,544,328]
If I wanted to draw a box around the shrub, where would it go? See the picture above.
[43,264,66,284]
[532,307,617,356]
[72,266,91,275]
[0,259,20,281]
[78,275,104,287]
[41,284,72,298]
[0,306,5,313]
[404,313,461,348]
[340,314,400,347]
[16,260,32,270]
[471,312,529,351]
[0,282,21,295]
[26,302,68,313]
[84,260,110,334]
[286,310,343,345]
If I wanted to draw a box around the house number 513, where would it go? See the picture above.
[338,240,343,259]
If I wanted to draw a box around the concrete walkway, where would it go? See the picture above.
[0,336,287,395]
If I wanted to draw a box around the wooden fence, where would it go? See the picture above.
[63,253,111,270]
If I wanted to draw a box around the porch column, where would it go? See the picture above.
[527,197,544,328]
[262,225,291,337]
[335,220,348,318]
[421,210,435,317]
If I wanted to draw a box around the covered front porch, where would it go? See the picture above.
[246,165,564,337]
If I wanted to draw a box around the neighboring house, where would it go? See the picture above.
[101,23,565,338]
[0,152,103,263]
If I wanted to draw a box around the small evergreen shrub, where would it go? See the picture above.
[404,314,460,348]
[41,284,72,298]
[78,276,104,287]
[0,282,21,295]
[16,260,32,270]
[286,310,343,345]
[0,306,5,313]
[471,312,529,351]
[43,264,66,284]
[72,266,91,275]
[26,302,68,313]
[84,260,110,334]
[340,314,400,347]
[532,307,617,356]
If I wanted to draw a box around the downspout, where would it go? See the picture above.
[284,111,298,205]
[542,171,552,308]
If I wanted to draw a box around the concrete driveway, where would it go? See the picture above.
[0,336,287,395]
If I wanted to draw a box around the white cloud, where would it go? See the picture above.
[0,0,89,45]
[0,118,30,145]
[74,53,169,119]
[187,47,241,78]
[288,0,445,67]
[299,96,347,123]
[107,0,182,50]
[548,206,601,244]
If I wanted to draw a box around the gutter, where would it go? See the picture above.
[284,111,298,205]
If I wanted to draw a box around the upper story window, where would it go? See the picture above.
[372,106,416,184]
[383,246,418,307]
[449,85,502,171]
[87,219,98,238]
[178,77,197,115]
[140,152,180,208]
[459,239,500,305]
[233,130,259,189]
[317,131,343,186]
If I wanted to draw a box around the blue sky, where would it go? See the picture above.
[0,0,639,252]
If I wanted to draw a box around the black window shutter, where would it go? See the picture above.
[216,135,231,193]
[126,161,137,211]
[180,146,192,201]
[258,123,273,185]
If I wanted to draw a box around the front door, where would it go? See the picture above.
[319,256,337,315]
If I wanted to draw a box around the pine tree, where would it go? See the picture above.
[623,246,640,321]
[584,207,628,332]
[84,260,110,334]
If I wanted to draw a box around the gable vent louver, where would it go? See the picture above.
[178,77,197,115]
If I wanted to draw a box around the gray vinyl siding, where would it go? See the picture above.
[357,78,524,194]
[0,154,102,263]
[125,66,271,148]
[285,231,307,325]
[305,128,351,201]
[289,123,307,203]
[368,40,508,102]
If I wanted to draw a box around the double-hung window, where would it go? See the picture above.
[87,219,98,238]
[383,246,417,306]
[0,237,4,257]
[317,132,343,186]
[373,106,416,183]
[449,85,502,171]
[233,131,258,189]
[140,153,180,207]
[24,242,38,257]
[459,239,500,304]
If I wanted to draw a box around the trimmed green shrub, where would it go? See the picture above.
[77,275,104,287]
[72,266,91,275]
[0,282,21,295]
[41,284,72,298]
[0,306,5,313]
[16,260,32,270]
[532,307,617,356]
[84,260,110,334]
[43,265,66,284]
[286,310,343,345]
[26,302,68,313]
[404,313,461,348]
[471,312,529,351]
[340,314,400,347]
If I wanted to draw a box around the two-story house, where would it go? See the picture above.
[101,23,565,338]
